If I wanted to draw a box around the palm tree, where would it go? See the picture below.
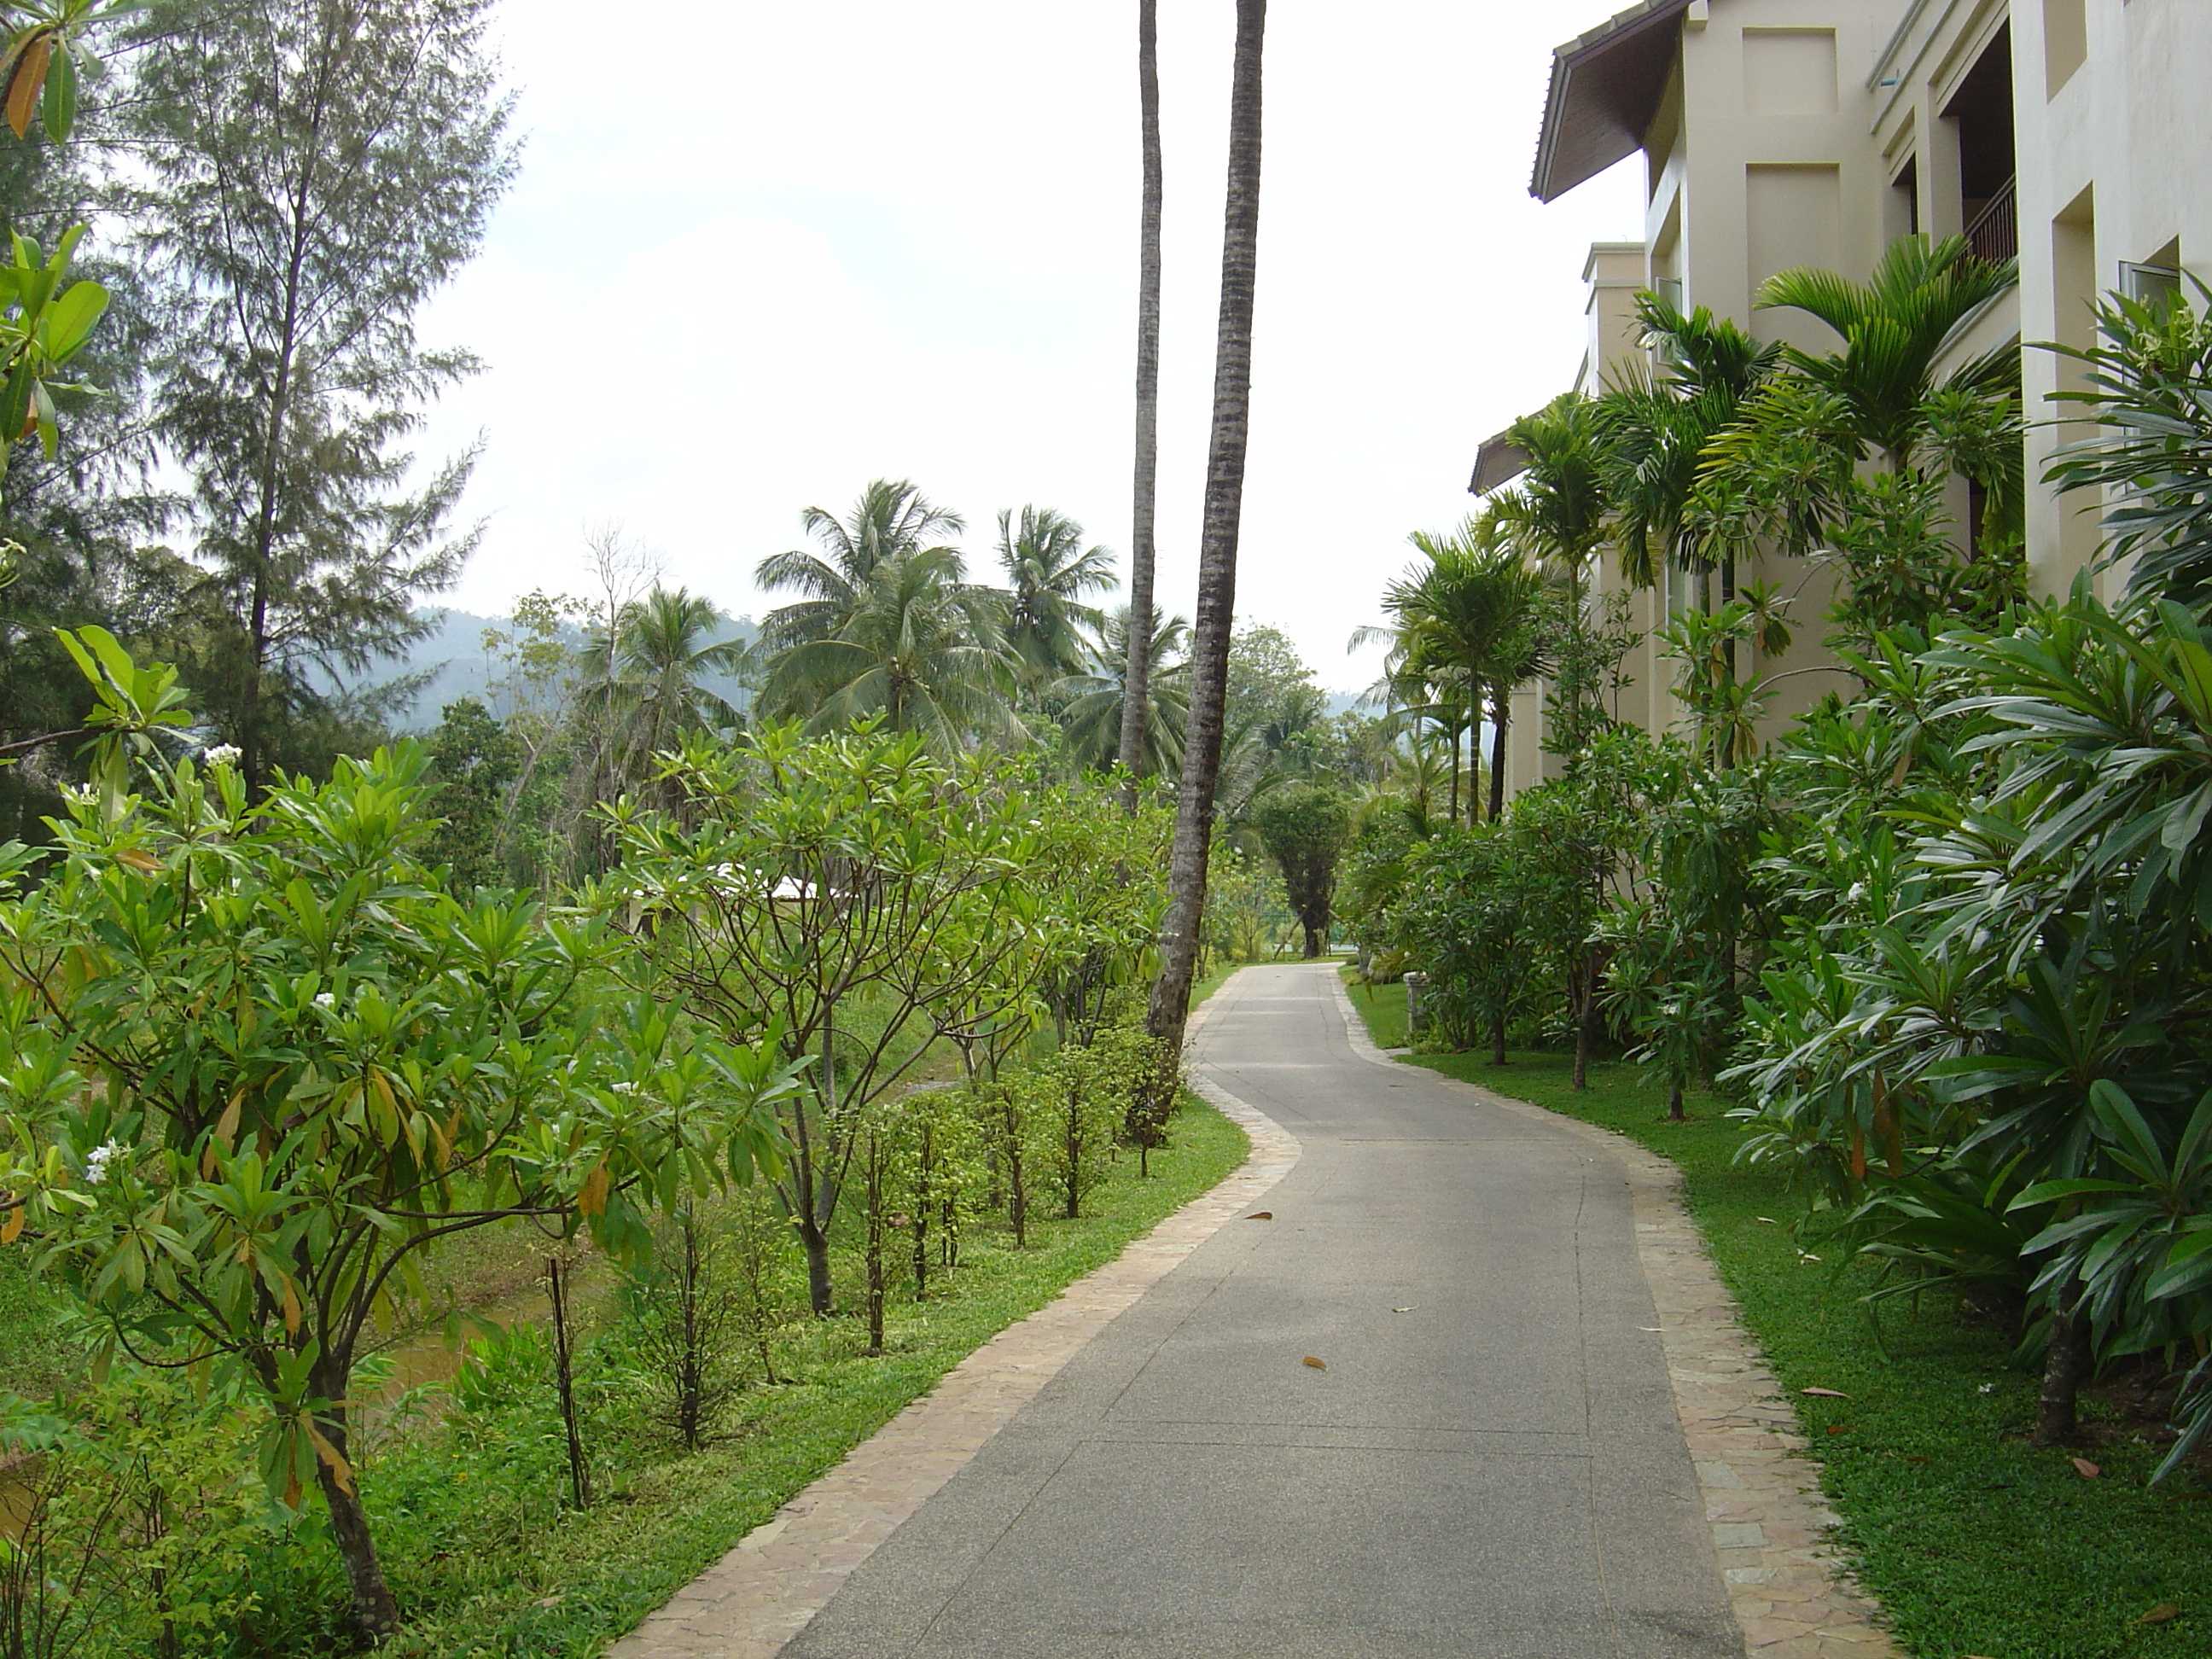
[1755,232,2017,473]
[1147,0,1265,1054]
[760,547,1019,751]
[997,504,1118,695]
[1058,605,1187,776]
[577,585,746,807]
[1483,393,1613,596]
[754,479,966,649]
[1597,294,1780,587]
[1119,0,1165,799]
[1373,525,1545,824]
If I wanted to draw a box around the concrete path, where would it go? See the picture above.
[774,964,1749,1658]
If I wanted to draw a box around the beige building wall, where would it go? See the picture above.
[1855,0,2212,594]
[2011,0,2212,595]
[1499,0,2212,800]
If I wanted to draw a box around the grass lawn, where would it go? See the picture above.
[1342,971,2212,1659]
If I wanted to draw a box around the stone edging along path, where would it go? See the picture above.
[1323,972,1901,1659]
[606,986,1301,1659]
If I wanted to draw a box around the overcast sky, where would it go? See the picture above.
[417,1,1644,693]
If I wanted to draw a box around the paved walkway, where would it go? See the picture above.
[614,963,1895,1659]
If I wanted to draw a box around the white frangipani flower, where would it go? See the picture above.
[314,992,336,1008]
[202,743,242,768]
[1846,882,1869,904]
[83,1138,127,1186]
[62,783,97,806]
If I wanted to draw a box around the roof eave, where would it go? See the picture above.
[1528,0,1691,203]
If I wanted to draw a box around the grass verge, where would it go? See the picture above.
[369,1094,1248,1658]
[1340,969,2212,1659]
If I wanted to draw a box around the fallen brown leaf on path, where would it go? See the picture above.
[1302,1356,1327,1371]
[2070,1457,2101,1479]
[2139,1604,2181,1625]
[1392,1307,1413,1313]
[1245,1211,1273,1220]
[1802,1388,1851,1399]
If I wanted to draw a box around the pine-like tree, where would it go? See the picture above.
[127,0,515,793]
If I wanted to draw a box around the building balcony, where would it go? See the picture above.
[1965,177,2018,265]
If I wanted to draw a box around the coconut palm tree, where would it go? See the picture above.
[997,504,1118,696]
[576,585,747,808]
[1119,0,1165,797]
[1147,0,1266,1053]
[1058,605,1187,776]
[760,547,1019,750]
[754,479,965,649]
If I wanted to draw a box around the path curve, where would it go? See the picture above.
[616,964,1895,1659]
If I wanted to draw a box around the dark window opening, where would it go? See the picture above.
[1946,25,2017,261]
[1892,154,1920,236]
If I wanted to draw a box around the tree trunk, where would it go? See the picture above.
[313,1412,399,1644]
[1487,685,1509,822]
[799,1214,835,1317]
[1145,0,1266,1055]
[1667,1077,1685,1122]
[911,1122,933,1299]
[1570,965,1594,1091]
[2034,1274,2093,1445]
[546,1255,591,1509]
[1447,722,1460,824]
[1118,0,1163,807]
[799,1014,838,1317]
[1490,1011,1507,1067]
[863,1132,886,1356]
[1469,684,1485,825]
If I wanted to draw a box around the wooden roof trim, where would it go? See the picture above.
[1529,0,1690,203]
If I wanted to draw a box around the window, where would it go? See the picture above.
[2122,260,2180,312]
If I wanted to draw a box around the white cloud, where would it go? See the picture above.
[416,0,1644,692]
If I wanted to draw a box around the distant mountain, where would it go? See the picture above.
[343,609,755,732]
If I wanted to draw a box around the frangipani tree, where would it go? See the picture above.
[0,743,796,1643]
[611,722,1054,1315]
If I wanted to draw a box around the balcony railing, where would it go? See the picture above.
[1965,177,2017,264]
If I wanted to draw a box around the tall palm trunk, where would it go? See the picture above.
[1487,683,1509,821]
[1468,682,1484,825]
[1118,0,1163,809]
[1146,0,1266,1050]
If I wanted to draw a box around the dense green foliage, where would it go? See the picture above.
[1359,251,2212,1502]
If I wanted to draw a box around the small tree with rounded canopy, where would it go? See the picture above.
[1254,782,1353,958]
